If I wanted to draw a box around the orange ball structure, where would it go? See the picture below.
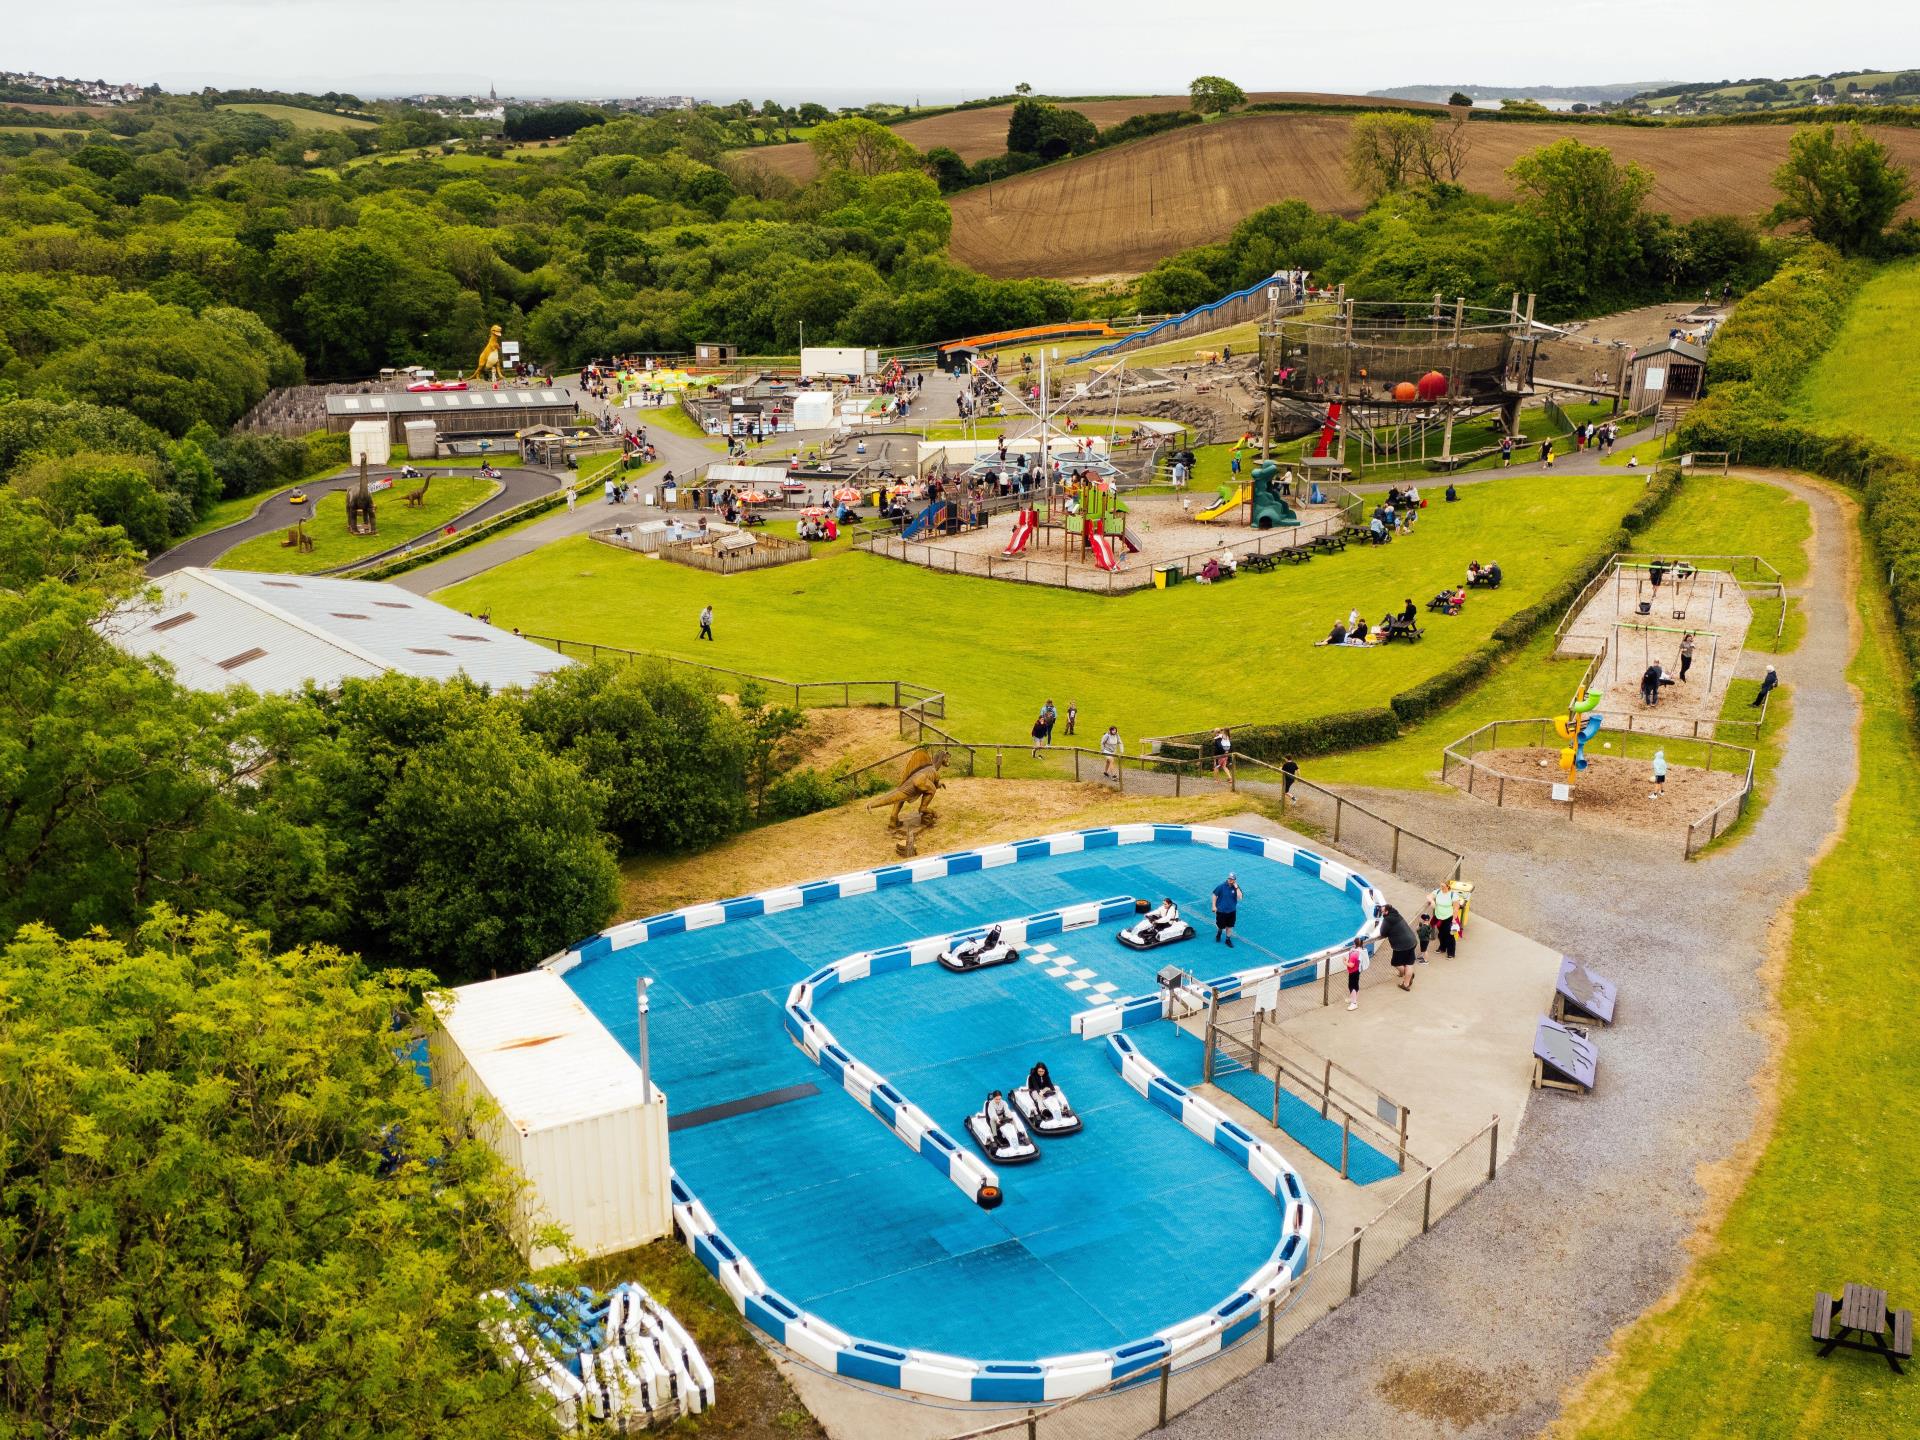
[1417,370,1449,400]
[1392,381,1418,402]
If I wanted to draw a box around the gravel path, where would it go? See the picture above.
[1162,471,1856,1439]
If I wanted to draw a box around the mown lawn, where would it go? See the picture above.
[217,475,497,574]
[1558,566,1920,1440]
[1787,256,1920,456]
[438,472,1642,742]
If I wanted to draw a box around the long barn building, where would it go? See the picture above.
[325,386,578,442]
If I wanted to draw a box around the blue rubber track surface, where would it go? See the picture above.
[565,843,1364,1358]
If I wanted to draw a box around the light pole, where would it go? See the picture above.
[636,977,653,1104]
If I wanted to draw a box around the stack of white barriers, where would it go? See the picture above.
[483,1281,716,1431]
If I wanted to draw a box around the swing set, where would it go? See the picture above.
[1610,620,1722,692]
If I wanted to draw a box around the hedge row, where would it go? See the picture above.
[1676,246,1920,694]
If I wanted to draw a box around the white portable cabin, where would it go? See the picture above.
[791,391,836,429]
[402,419,438,459]
[348,419,392,467]
[430,970,672,1267]
[800,346,879,379]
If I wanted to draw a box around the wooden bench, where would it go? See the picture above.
[1310,532,1348,554]
[1242,552,1279,574]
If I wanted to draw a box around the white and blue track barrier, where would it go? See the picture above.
[549,824,1374,1405]
[784,894,1139,1210]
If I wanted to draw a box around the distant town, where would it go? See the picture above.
[0,68,149,104]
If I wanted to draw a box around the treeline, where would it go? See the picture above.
[1675,246,1920,695]
[926,101,1202,192]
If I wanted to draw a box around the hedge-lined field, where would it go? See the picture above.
[437,471,1645,746]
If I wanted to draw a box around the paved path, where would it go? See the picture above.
[146,462,568,577]
[1163,470,1854,1439]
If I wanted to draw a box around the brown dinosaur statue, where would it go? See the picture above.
[868,747,948,829]
[403,473,431,507]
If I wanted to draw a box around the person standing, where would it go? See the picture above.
[1211,873,1243,948]
[1679,632,1695,682]
[1030,711,1048,759]
[1500,435,1513,467]
[697,604,714,641]
[1539,437,1554,467]
[1041,699,1057,746]
[566,484,577,512]
[1212,727,1233,777]
[1429,885,1459,959]
[1417,908,1435,962]
[1650,748,1668,799]
[1345,944,1362,1011]
[1100,725,1122,780]
[1752,664,1778,707]
[1065,702,1078,737]
[1281,754,1299,804]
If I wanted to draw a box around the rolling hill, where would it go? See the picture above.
[738,92,1445,181]
[216,102,376,132]
[946,113,1920,279]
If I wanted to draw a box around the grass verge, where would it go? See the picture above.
[216,475,497,574]
[1555,549,1918,1440]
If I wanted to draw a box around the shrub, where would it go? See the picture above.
[764,767,864,820]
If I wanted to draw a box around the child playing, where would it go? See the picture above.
[1650,748,1668,799]
[1417,909,1434,962]
[1346,945,1363,1011]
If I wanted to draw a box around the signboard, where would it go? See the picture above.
[501,340,521,357]
[1556,956,1617,1025]
[1643,365,1666,391]
[1551,783,1571,803]
[1533,1016,1598,1092]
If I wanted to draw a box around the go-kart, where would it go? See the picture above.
[964,1096,1038,1164]
[1118,902,1195,951]
[937,924,1020,973]
[1012,1082,1081,1136]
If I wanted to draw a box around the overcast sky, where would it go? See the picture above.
[11,0,1918,101]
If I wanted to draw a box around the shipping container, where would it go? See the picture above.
[430,971,672,1267]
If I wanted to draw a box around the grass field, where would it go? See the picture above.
[217,102,376,132]
[216,475,497,574]
[437,472,1642,742]
[1787,256,1920,456]
[946,115,1920,278]
[1557,568,1920,1440]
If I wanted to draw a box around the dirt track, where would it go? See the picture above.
[738,93,1444,181]
[946,114,1920,279]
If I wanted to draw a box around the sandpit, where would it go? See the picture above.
[1452,746,1747,837]
[1558,564,1754,731]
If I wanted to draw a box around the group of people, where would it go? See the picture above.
[1363,885,1470,1004]
[1324,600,1419,646]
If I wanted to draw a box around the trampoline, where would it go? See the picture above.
[553,824,1382,1402]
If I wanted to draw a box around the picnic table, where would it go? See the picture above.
[1309,530,1348,554]
[1812,1283,1913,1374]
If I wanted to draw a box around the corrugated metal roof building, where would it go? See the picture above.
[324,387,578,441]
[108,567,572,693]
[429,971,673,1265]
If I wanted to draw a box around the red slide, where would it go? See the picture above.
[1312,402,1342,459]
[1003,508,1038,556]
[1086,529,1118,571]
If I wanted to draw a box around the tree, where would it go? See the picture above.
[0,910,553,1440]
[1346,112,1433,198]
[1448,91,1474,108]
[805,116,922,176]
[1189,76,1247,115]
[521,660,749,851]
[299,675,619,984]
[797,102,831,125]
[924,145,972,192]
[1137,262,1220,314]
[1770,123,1915,254]
[1014,82,1033,96]
[1006,100,1098,160]
[736,683,806,817]
[1506,137,1655,304]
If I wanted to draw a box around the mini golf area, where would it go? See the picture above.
[551,825,1386,1403]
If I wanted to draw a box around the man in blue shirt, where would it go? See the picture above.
[1211,873,1243,947]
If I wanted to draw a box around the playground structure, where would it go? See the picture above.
[1555,686,1604,783]
[1259,295,1550,472]
[1196,444,1302,530]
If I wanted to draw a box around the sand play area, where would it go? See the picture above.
[1557,563,1755,730]
[1453,746,1748,836]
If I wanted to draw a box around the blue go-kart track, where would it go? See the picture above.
[548,824,1388,1404]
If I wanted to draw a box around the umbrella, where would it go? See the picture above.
[801,506,827,518]
[742,490,773,504]
[834,486,862,502]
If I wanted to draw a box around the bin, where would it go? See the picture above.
[1164,564,1183,586]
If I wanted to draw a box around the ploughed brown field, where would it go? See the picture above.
[945,114,1920,280]
[739,92,1444,181]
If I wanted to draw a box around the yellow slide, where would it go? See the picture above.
[1195,486,1247,522]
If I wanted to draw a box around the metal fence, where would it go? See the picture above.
[1440,716,1757,856]
[926,1116,1502,1440]
[513,635,946,722]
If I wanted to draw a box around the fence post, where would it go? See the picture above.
[1266,1295,1277,1362]
[1348,1228,1362,1299]
[995,748,1003,779]
[1321,1060,1333,1118]
[1422,1172,1434,1233]
[1157,1362,1170,1426]
[1390,828,1401,874]
[1397,1106,1409,1168]
[1340,1113,1351,1179]
[1117,758,1125,793]
[1332,800,1343,845]
[1073,749,1080,781]
[1488,1116,1500,1181]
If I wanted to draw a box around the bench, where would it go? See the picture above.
[1242,552,1279,574]
[1310,532,1348,554]
[1814,1283,1912,1374]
